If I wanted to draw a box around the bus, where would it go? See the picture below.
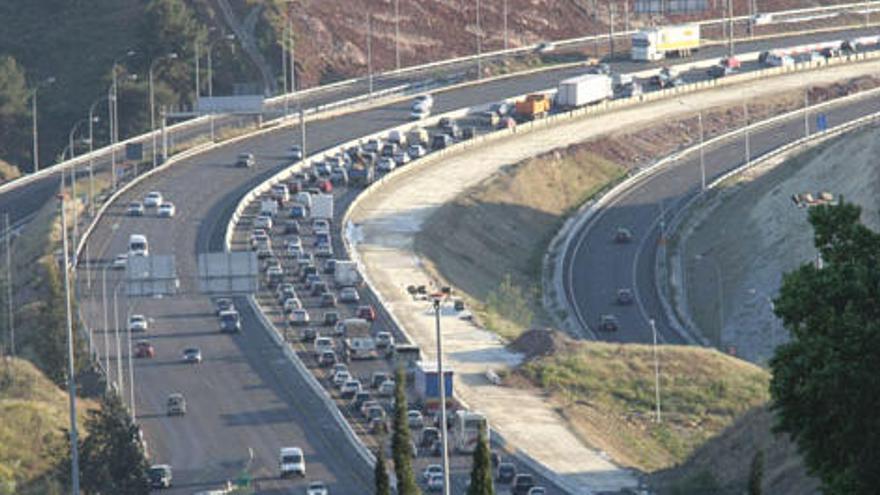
[453,410,488,454]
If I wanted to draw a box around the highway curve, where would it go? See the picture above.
[562,91,880,345]
[70,26,880,494]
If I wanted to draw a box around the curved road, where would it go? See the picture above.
[71,26,880,494]
[563,90,880,345]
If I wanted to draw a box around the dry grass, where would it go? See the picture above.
[0,358,95,493]
[517,340,771,472]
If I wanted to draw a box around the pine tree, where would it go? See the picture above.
[467,424,494,495]
[76,393,151,494]
[748,450,764,495]
[375,448,391,495]
[391,367,420,495]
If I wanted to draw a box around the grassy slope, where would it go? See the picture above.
[0,358,95,494]
[517,339,770,471]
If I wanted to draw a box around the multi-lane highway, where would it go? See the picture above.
[562,89,880,346]
[66,24,880,495]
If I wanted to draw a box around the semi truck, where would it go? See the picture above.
[334,260,362,288]
[555,74,613,108]
[415,361,454,404]
[631,24,700,61]
[311,194,334,221]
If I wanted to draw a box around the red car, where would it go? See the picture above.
[134,340,155,358]
[357,305,377,321]
[318,179,333,194]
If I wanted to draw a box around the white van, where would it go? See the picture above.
[129,234,149,257]
[279,446,305,477]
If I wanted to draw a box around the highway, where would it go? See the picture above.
[6,25,880,232]
[562,89,880,345]
[68,25,880,495]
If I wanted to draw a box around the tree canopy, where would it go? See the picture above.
[770,201,880,494]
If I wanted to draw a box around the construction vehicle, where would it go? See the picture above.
[515,93,552,120]
[631,24,700,61]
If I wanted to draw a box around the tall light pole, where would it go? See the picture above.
[150,52,179,168]
[475,0,483,79]
[59,193,81,494]
[649,319,662,423]
[366,13,374,96]
[126,304,136,419]
[67,119,89,263]
[744,101,751,168]
[394,0,401,71]
[101,265,112,375]
[29,76,55,173]
[804,88,810,137]
[207,34,236,141]
[113,281,125,396]
[679,100,706,191]
[4,214,13,358]
[432,298,451,495]
[87,97,103,217]
[503,0,509,51]
[109,50,136,190]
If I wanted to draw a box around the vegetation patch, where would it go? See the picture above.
[514,330,771,472]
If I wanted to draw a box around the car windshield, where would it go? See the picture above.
[281,454,302,464]
[184,348,198,355]
[221,313,238,323]
[148,467,166,479]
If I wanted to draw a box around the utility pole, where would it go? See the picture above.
[161,106,168,162]
[32,90,39,172]
[289,5,296,95]
[433,299,451,495]
[282,13,289,114]
[804,89,810,137]
[624,0,630,32]
[609,3,616,57]
[366,13,374,96]
[478,0,483,78]
[113,283,123,395]
[299,107,307,158]
[4,214,13,357]
[650,319,662,423]
[109,75,117,190]
[101,267,111,375]
[698,111,705,191]
[126,305,135,419]
[194,41,200,102]
[60,194,81,494]
[395,0,401,70]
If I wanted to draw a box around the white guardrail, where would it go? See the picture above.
[657,103,880,343]
[222,39,880,494]
[7,0,880,202]
[544,55,880,343]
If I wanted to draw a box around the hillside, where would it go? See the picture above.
[0,357,95,494]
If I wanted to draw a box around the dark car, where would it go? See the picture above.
[148,464,172,488]
[614,227,633,243]
[357,305,377,321]
[497,462,516,483]
[420,427,440,448]
[512,474,536,495]
[431,134,453,150]
[599,314,619,332]
[323,259,337,275]
[323,311,340,327]
[320,293,337,307]
[302,327,318,342]
[616,288,633,305]
[215,298,235,316]
[284,220,300,234]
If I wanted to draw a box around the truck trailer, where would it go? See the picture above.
[631,24,700,62]
[311,194,334,221]
[556,74,613,108]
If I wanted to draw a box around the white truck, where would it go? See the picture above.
[311,194,334,222]
[631,24,700,62]
[260,199,279,217]
[345,337,379,360]
[556,74,613,108]
[334,260,362,288]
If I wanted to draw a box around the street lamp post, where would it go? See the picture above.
[87,97,103,217]
[649,319,662,423]
[113,281,125,396]
[59,193,81,494]
[109,50,136,190]
[29,76,56,173]
[432,298,451,495]
[206,34,236,141]
[475,0,482,79]
[366,13,374,96]
[503,0,509,51]
[125,304,136,419]
[150,53,179,168]
[394,0,401,71]
[101,265,112,375]
[679,100,706,191]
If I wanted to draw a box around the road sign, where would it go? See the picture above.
[816,113,828,132]
[125,142,143,161]
[197,252,259,293]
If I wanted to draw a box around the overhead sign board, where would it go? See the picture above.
[126,255,179,297]
[635,0,708,13]
[197,252,259,294]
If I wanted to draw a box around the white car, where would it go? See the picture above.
[144,191,163,207]
[129,314,148,332]
[407,410,424,429]
[289,309,310,326]
[377,379,396,397]
[340,379,361,396]
[338,287,360,303]
[127,201,145,216]
[314,337,333,356]
[422,464,443,483]
[410,106,430,120]
[254,214,273,229]
[412,94,434,110]
[157,202,176,218]
[287,236,302,249]
[306,481,329,495]
[291,145,304,161]
[332,370,351,388]
[113,253,128,269]
[377,157,396,173]
[283,297,303,313]
[279,447,305,477]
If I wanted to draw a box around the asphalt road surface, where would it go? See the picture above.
[562,90,880,346]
